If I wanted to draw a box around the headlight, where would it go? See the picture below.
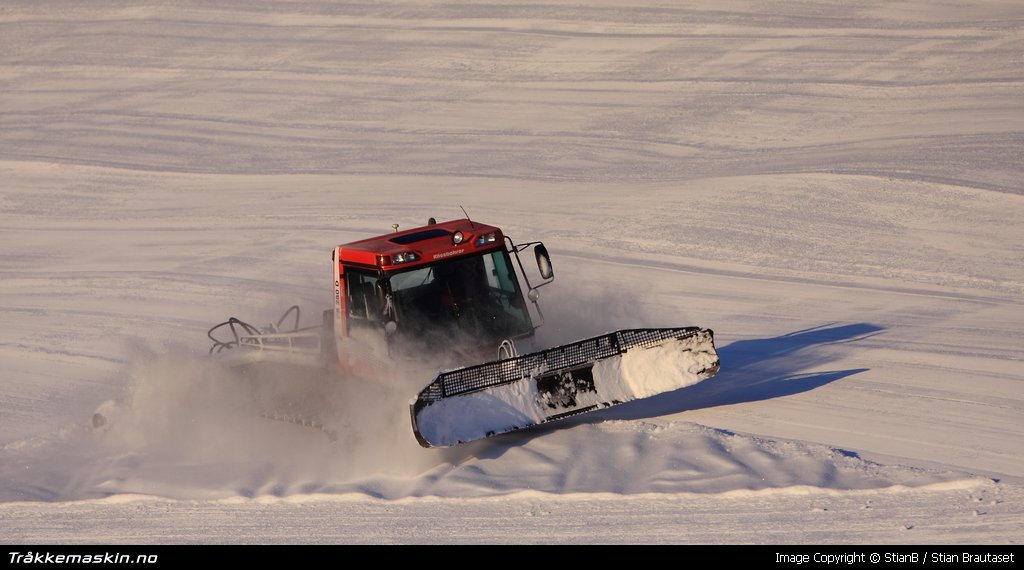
[452,231,465,245]
[392,252,419,264]
[474,232,497,247]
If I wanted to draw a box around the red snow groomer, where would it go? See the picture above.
[208,218,720,448]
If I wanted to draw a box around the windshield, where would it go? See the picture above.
[387,249,533,358]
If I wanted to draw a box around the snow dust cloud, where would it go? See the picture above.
[1,336,455,501]
[0,255,677,502]
[531,258,671,350]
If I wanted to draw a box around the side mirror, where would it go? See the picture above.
[535,244,554,280]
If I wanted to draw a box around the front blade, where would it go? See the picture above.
[411,328,719,448]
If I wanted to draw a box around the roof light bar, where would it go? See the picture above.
[392,252,419,265]
[474,232,497,247]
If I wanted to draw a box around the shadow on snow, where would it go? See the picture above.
[483,322,884,451]
[610,321,882,419]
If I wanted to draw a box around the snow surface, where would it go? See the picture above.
[2,0,1023,544]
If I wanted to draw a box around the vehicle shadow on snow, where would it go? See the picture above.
[480,322,884,453]
[613,322,883,419]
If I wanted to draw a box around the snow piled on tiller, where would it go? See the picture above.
[411,328,719,447]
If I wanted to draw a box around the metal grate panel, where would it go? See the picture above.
[419,327,704,403]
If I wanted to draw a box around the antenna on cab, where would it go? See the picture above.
[460,205,475,229]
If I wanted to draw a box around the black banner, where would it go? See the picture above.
[1,545,1020,566]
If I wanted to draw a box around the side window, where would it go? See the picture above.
[490,251,518,295]
[484,251,528,326]
[346,269,380,322]
[484,254,499,289]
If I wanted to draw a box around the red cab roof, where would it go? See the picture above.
[338,219,504,270]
